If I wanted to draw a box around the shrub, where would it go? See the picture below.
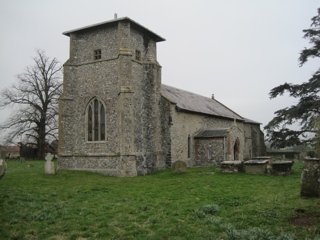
[193,203,220,219]
[201,204,219,214]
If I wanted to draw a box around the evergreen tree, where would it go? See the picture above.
[265,8,320,149]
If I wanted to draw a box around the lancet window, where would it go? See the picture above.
[86,98,106,142]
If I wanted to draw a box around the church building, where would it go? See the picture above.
[58,17,265,176]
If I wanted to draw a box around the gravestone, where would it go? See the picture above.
[44,153,55,174]
[252,156,272,164]
[244,159,269,174]
[272,161,294,175]
[173,160,187,173]
[220,161,243,173]
[20,157,25,163]
[0,159,7,179]
[301,158,320,198]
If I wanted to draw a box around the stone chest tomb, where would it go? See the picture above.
[58,17,266,176]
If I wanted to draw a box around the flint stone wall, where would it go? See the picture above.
[164,109,265,167]
[58,20,166,176]
[58,18,266,176]
[195,138,225,166]
[169,109,237,167]
[59,155,138,177]
[159,96,173,168]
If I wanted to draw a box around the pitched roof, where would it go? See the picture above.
[194,129,229,138]
[3,146,20,152]
[243,118,261,125]
[63,17,165,42]
[161,84,244,121]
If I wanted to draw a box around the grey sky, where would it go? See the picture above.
[0,0,318,130]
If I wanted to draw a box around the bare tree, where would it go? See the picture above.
[0,50,62,159]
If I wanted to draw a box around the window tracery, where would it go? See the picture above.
[86,98,106,142]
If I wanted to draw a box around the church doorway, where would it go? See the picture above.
[233,138,240,160]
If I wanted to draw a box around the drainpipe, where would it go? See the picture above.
[223,136,226,161]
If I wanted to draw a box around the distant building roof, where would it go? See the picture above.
[161,84,244,121]
[194,128,229,138]
[63,17,165,42]
[3,146,20,152]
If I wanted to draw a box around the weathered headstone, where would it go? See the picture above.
[0,159,7,180]
[173,160,187,173]
[301,158,320,198]
[44,153,55,174]
[20,157,25,163]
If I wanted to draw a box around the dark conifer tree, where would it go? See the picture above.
[265,8,320,149]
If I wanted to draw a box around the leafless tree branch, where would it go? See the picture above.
[0,50,62,159]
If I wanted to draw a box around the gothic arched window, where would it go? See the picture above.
[86,98,106,142]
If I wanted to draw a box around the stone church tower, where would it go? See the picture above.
[58,17,166,176]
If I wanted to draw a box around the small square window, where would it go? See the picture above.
[135,50,141,61]
[94,49,101,60]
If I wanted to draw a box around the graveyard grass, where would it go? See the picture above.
[1,161,320,240]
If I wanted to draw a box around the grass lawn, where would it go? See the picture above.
[0,160,320,240]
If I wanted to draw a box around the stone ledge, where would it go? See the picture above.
[244,160,269,165]
[303,158,320,162]
[273,160,293,164]
[252,156,272,160]
[221,161,242,165]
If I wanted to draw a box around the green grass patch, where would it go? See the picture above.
[0,160,320,239]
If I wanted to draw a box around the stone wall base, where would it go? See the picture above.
[58,155,138,177]
[58,154,166,177]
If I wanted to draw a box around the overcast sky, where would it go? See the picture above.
[0,0,319,130]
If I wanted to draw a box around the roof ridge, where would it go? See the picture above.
[161,84,244,121]
[63,17,165,42]
[162,84,214,100]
